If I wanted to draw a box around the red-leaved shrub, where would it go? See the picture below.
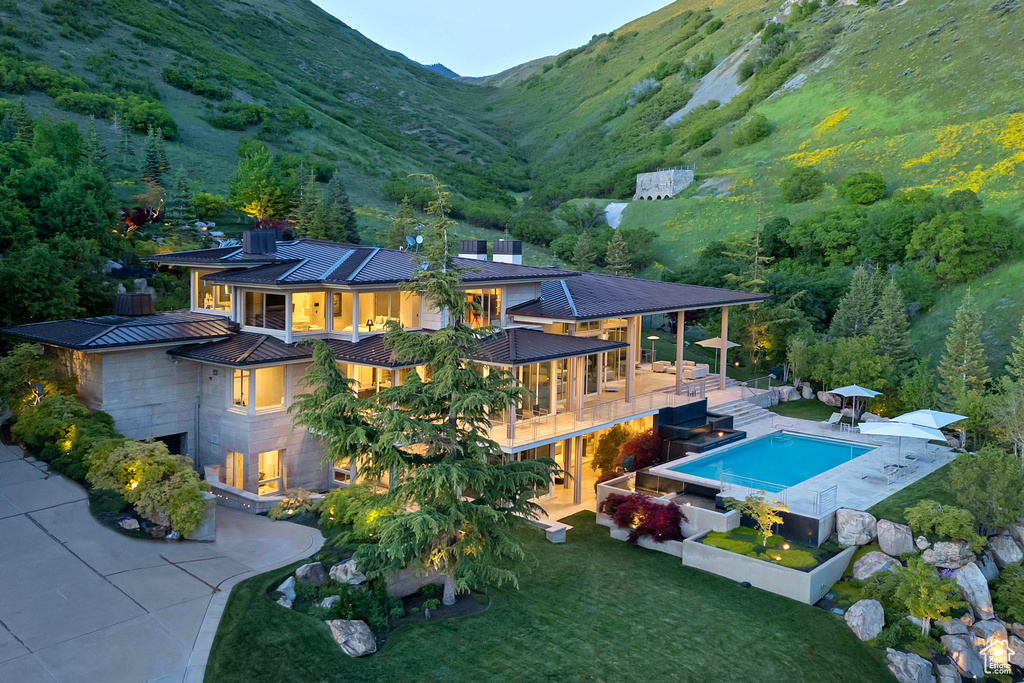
[617,429,664,471]
[599,493,686,544]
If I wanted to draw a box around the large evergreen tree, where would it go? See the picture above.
[228,145,287,220]
[386,196,418,250]
[141,126,164,186]
[0,114,14,143]
[293,177,556,606]
[80,119,110,181]
[572,230,597,270]
[869,278,910,367]
[12,98,33,144]
[605,229,632,276]
[325,169,358,243]
[938,290,990,400]
[829,266,876,339]
[292,173,342,241]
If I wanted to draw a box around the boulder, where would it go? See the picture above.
[326,619,377,657]
[921,540,975,569]
[940,635,984,679]
[330,559,367,586]
[276,595,292,610]
[885,649,934,683]
[960,611,974,628]
[836,509,877,546]
[861,412,886,422]
[801,384,814,400]
[853,551,902,580]
[118,518,140,531]
[970,619,1007,648]
[988,534,1023,569]
[1010,635,1024,668]
[915,536,930,551]
[1009,519,1024,548]
[1011,623,1024,641]
[185,491,217,542]
[977,551,1000,583]
[934,664,959,683]
[845,599,884,641]
[936,617,968,635]
[955,562,994,621]
[319,595,341,610]
[779,386,800,402]
[768,386,781,405]
[276,576,296,602]
[945,434,961,449]
[877,520,915,557]
[818,390,844,408]
[295,562,327,587]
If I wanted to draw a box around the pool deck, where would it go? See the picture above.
[652,414,955,518]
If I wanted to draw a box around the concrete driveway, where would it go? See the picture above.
[0,441,323,683]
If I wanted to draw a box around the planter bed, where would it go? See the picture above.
[682,531,856,605]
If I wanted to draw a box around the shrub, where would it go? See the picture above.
[88,488,128,516]
[316,483,399,542]
[993,564,1024,624]
[617,429,663,470]
[423,598,441,612]
[268,488,314,521]
[592,424,633,473]
[598,493,686,543]
[950,447,1024,534]
[733,112,770,146]
[687,126,714,149]
[88,439,209,536]
[780,165,824,203]
[861,570,900,606]
[738,60,755,83]
[904,499,986,551]
[837,172,886,205]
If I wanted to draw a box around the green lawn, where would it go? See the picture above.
[768,399,834,422]
[866,464,954,526]
[206,512,892,683]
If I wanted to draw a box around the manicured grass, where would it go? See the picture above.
[866,464,954,526]
[769,399,835,422]
[206,511,892,683]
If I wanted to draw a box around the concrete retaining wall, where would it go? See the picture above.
[681,533,856,605]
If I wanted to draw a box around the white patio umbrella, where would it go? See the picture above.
[831,385,882,427]
[696,337,740,375]
[858,421,945,467]
[892,409,967,430]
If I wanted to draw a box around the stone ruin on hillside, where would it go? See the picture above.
[634,166,695,200]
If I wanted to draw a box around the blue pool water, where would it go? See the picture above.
[667,432,874,488]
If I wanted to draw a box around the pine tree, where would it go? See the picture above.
[295,176,557,607]
[325,169,358,243]
[829,267,877,339]
[0,115,13,143]
[116,114,134,165]
[1005,316,1024,384]
[80,118,110,180]
[140,126,163,186]
[11,98,33,144]
[869,278,910,367]
[938,290,990,402]
[572,230,597,271]
[605,229,632,276]
[386,197,418,250]
[292,175,342,241]
[166,171,194,224]
[154,126,169,174]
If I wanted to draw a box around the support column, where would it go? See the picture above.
[625,317,636,403]
[597,352,605,398]
[675,310,685,396]
[562,439,571,489]
[719,306,730,391]
[573,436,584,506]
[284,293,293,344]
[507,367,517,443]
[549,360,558,417]
[351,294,360,343]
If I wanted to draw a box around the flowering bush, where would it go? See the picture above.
[599,493,686,543]
[617,429,663,471]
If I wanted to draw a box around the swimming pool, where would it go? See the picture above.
[665,432,875,489]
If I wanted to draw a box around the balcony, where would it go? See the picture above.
[490,372,720,449]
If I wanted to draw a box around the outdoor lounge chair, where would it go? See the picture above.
[821,413,842,429]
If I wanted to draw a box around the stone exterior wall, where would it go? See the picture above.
[633,168,695,200]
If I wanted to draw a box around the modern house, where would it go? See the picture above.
[2,232,767,512]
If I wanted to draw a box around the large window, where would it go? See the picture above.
[232,367,286,412]
[228,450,245,489]
[464,289,501,328]
[257,450,282,495]
[244,292,286,330]
[340,363,392,399]
[194,270,231,312]
[332,291,420,333]
[291,292,325,332]
[604,326,629,383]
[519,362,553,419]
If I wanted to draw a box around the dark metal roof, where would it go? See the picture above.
[169,333,421,368]
[507,272,770,321]
[470,328,629,366]
[1,311,234,350]
[149,238,574,287]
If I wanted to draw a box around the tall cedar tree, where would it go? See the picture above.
[869,278,910,367]
[938,290,990,401]
[363,176,555,605]
[829,266,876,339]
[325,169,359,243]
[386,197,418,250]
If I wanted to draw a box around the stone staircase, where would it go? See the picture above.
[711,397,774,428]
